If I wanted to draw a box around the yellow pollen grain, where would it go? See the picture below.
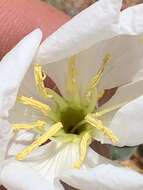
[34,64,67,109]
[67,56,80,102]
[85,114,119,144]
[85,54,111,99]
[16,122,63,160]
[17,96,51,116]
[74,132,91,169]
[12,120,47,132]
[34,64,52,99]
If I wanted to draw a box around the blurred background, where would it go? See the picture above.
[43,0,143,16]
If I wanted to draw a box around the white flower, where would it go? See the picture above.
[0,0,143,190]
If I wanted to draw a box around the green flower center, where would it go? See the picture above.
[60,105,86,134]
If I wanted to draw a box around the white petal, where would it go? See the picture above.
[99,3,143,88]
[108,95,143,146]
[37,0,122,63]
[100,95,143,146]
[7,130,37,158]
[0,120,11,168]
[29,142,79,187]
[0,161,55,190]
[99,34,143,89]
[120,3,143,35]
[25,142,99,188]
[62,164,143,190]
[5,142,79,189]
[101,79,143,109]
[0,29,42,117]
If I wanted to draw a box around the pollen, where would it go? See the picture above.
[85,53,111,99]
[74,132,91,169]
[16,122,63,160]
[34,64,52,99]
[17,96,51,116]
[85,114,119,144]
[12,120,47,132]
[85,54,111,113]
[67,56,80,102]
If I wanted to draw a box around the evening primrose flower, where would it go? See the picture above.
[1,0,143,190]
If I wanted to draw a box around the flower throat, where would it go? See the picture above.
[12,54,120,168]
[60,105,86,134]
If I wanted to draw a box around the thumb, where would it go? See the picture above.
[0,0,70,59]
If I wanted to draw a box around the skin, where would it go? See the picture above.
[0,0,70,59]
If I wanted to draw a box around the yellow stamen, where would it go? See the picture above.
[95,103,126,117]
[67,56,80,102]
[86,89,105,113]
[17,96,51,116]
[86,87,98,113]
[85,54,111,112]
[34,64,67,109]
[34,64,52,99]
[74,132,91,169]
[89,54,111,89]
[16,122,63,160]
[12,120,47,132]
[85,114,119,143]
[86,54,111,98]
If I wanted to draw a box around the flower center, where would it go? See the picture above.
[12,54,120,168]
[60,105,86,134]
